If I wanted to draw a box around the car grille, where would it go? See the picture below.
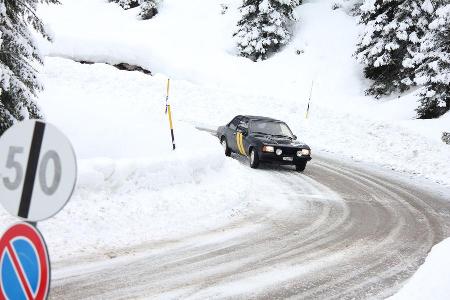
[276,147,298,156]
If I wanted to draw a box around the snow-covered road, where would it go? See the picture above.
[48,156,450,299]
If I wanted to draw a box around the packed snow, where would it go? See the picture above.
[0,0,449,297]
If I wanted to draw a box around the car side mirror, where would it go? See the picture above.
[293,135,297,140]
[237,128,248,136]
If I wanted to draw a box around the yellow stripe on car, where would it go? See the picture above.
[241,133,247,156]
[236,133,242,155]
[239,133,244,155]
[236,132,245,155]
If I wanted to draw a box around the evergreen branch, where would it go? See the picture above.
[14,0,40,21]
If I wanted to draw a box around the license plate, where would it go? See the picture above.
[283,157,293,161]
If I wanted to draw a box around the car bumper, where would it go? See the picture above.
[259,152,312,165]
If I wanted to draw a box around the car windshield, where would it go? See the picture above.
[249,121,294,138]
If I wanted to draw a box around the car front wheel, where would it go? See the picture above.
[295,161,307,172]
[221,137,231,157]
[250,148,260,169]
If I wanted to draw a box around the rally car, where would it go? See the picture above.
[217,115,312,171]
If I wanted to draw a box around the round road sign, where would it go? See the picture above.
[0,120,77,222]
[0,222,50,300]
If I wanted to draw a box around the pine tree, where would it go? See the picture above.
[415,3,450,118]
[355,0,434,97]
[0,0,58,136]
[110,0,160,20]
[234,0,301,61]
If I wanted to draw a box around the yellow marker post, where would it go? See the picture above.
[305,80,314,119]
[165,79,176,150]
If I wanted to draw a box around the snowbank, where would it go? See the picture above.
[0,150,288,261]
[390,238,450,300]
[0,58,292,261]
[299,107,450,186]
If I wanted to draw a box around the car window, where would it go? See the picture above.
[237,118,249,131]
[228,117,240,130]
[249,121,294,137]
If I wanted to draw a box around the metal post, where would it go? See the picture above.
[27,221,37,228]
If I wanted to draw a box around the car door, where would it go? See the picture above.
[236,118,249,156]
[225,117,240,153]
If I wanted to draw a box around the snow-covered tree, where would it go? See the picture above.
[110,0,139,9]
[415,3,450,118]
[110,0,160,20]
[139,0,159,20]
[234,0,301,61]
[355,0,435,97]
[0,0,58,136]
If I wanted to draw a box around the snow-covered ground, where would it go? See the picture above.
[0,58,294,261]
[36,0,450,187]
[390,237,450,300]
[0,0,449,297]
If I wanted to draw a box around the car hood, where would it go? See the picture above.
[251,134,310,149]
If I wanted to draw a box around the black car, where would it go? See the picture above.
[217,115,312,171]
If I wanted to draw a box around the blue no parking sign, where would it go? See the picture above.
[0,223,50,300]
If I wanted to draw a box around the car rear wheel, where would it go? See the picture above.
[250,148,260,169]
[221,137,231,157]
[295,161,307,172]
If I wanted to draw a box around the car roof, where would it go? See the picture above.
[241,115,282,122]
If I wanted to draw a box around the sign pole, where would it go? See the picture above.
[27,221,37,228]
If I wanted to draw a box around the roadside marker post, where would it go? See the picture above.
[165,79,176,150]
[0,222,50,300]
[305,80,314,119]
[0,119,78,299]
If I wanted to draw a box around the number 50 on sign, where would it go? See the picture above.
[0,120,77,222]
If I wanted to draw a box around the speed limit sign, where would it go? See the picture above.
[0,120,77,222]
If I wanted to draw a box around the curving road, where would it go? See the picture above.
[50,156,450,299]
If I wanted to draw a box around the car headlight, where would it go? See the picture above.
[297,149,311,156]
[262,145,275,153]
[276,149,283,156]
